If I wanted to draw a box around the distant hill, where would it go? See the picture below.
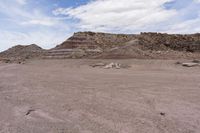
[0,44,44,60]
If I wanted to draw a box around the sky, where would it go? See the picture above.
[0,0,200,51]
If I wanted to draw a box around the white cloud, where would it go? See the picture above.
[53,0,177,32]
[15,0,27,5]
[166,18,200,33]
[0,0,70,52]
[0,30,70,52]
[194,0,200,3]
[21,19,56,26]
[0,1,66,27]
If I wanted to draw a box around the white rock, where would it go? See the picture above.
[104,62,115,69]
[182,63,199,67]
[103,62,122,69]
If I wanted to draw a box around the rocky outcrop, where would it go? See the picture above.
[51,31,200,59]
[2,32,200,61]
[55,32,136,50]
[47,32,137,59]
[55,32,200,52]
[139,32,200,52]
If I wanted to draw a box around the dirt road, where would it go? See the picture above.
[0,59,200,133]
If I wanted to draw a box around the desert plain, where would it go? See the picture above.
[0,59,200,133]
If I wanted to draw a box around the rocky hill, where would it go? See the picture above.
[52,32,200,59]
[1,32,200,61]
[139,32,200,52]
[55,32,200,52]
[0,44,45,61]
[55,32,136,50]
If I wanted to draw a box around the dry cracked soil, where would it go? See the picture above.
[0,59,200,133]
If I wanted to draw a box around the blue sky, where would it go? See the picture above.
[0,0,200,51]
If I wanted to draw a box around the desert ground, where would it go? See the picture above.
[0,59,200,133]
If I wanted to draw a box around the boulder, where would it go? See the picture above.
[182,63,199,67]
[192,60,200,63]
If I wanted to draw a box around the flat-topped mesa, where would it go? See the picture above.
[54,31,136,50]
[47,31,200,59]
[55,31,200,52]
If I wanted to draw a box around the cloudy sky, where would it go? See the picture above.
[0,0,200,51]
